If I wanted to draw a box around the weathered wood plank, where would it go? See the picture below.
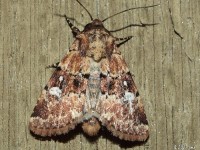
[1,0,199,149]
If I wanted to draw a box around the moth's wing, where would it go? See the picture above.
[99,54,149,141]
[29,51,89,136]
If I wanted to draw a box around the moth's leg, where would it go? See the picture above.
[115,36,133,47]
[46,62,60,69]
[55,14,80,36]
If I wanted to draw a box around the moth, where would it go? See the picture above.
[29,0,155,141]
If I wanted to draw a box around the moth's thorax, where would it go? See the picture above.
[75,19,115,62]
[81,29,114,62]
[86,30,112,61]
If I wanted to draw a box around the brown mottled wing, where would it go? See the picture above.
[99,54,149,141]
[29,51,88,136]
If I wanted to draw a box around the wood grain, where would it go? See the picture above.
[1,0,199,149]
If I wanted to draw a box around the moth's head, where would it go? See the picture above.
[83,19,108,32]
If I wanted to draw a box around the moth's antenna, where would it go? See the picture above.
[76,0,93,21]
[110,22,159,32]
[102,4,160,22]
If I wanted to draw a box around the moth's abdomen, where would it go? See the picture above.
[85,61,101,111]
[88,75,101,109]
[82,117,101,136]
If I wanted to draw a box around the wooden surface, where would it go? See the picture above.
[1,0,199,149]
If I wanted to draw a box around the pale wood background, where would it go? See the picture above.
[1,0,199,150]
